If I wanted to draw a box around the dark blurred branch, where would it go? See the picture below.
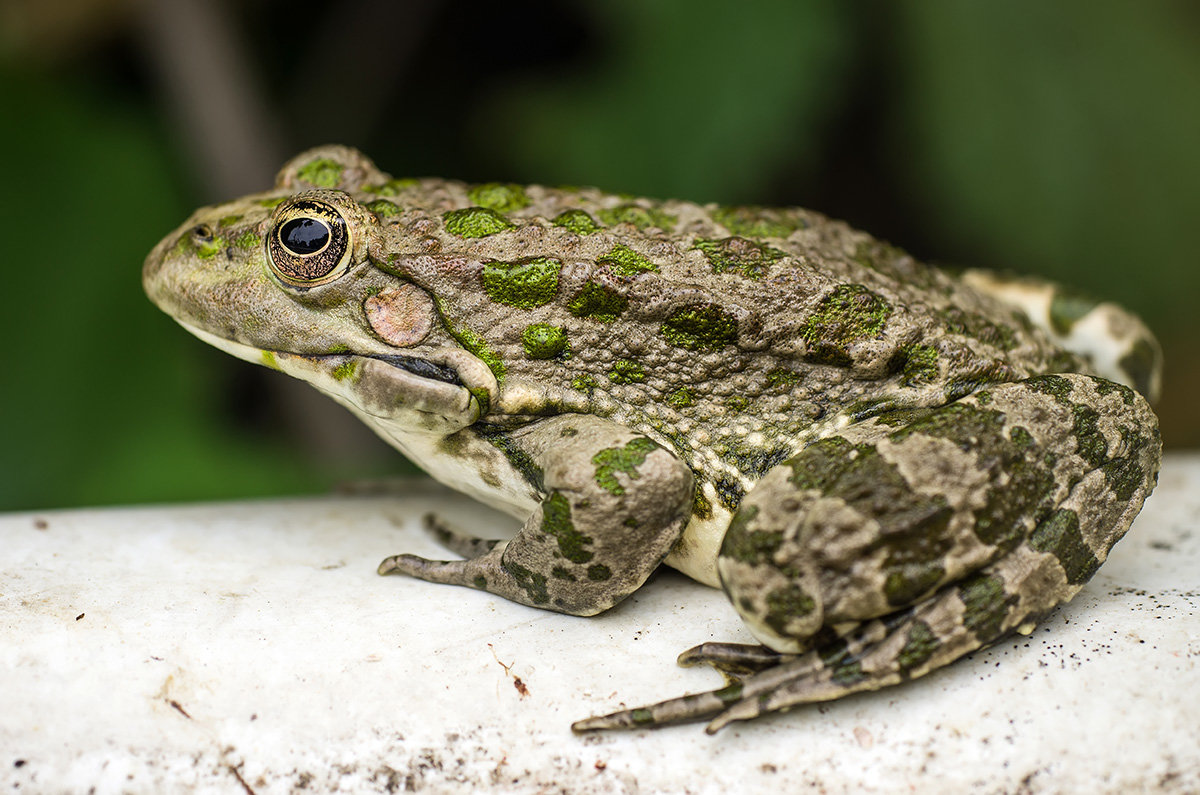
[136,0,283,198]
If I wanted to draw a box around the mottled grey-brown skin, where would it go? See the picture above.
[143,145,1162,733]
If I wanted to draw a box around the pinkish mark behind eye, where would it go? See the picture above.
[365,284,434,347]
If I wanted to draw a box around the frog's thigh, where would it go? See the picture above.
[380,415,694,616]
[719,373,1160,653]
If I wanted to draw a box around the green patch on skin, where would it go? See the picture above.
[560,426,579,438]
[712,206,806,238]
[1049,288,1100,336]
[801,284,891,366]
[719,444,792,479]
[235,230,260,249]
[943,362,1017,403]
[443,206,515,238]
[785,436,956,607]
[468,386,491,417]
[501,561,549,604]
[974,390,993,405]
[817,639,867,686]
[714,682,744,704]
[597,244,658,277]
[591,437,658,495]
[366,178,419,196]
[1010,426,1035,449]
[188,234,225,259]
[631,708,655,726]
[1101,426,1150,502]
[1118,338,1159,399]
[713,475,746,511]
[597,203,676,231]
[897,620,941,673]
[692,236,784,279]
[972,454,1056,551]
[1072,404,1108,467]
[260,351,281,370]
[692,488,713,519]
[522,323,569,359]
[725,395,751,412]
[297,158,344,188]
[365,199,401,218]
[609,359,646,384]
[622,516,639,528]
[482,256,562,308]
[331,360,358,381]
[257,197,287,209]
[218,214,242,227]
[1026,374,1074,404]
[452,325,505,381]
[667,387,695,408]
[541,491,593,564]
[1091,376,1136,406]
[551,209,603,235]
[467,182,530,213]
[900,344,939,386]
[939,307,1018,351]
[570,374,597,394]
[887,402,1007,450]
[661,303,738,351]
[567,280,628,322]
[1029,508,1101,584]
[719,505,778,565]
[883,558,947,607]
[476,427,544,490]
[551,566,577,581]
[958,574,1013,640]
[766,368,801,389]
[763,584,817,636]
[587,564,612,581]
[431,295,506,382]
[472,575,487,589]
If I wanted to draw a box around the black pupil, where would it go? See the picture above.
[280,218,330,254]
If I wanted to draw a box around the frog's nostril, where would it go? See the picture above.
[191,224,214,242]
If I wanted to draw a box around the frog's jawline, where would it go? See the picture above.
[343,353,462,387]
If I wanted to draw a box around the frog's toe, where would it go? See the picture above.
[419,513,504,558]
[677,642,788,676]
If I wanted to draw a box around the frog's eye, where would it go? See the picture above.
[267,198,353,287]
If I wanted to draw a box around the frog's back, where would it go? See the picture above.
[276,147,1133,502]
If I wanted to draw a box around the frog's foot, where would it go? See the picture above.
[677,642,789,677]
[575,562,1034,734]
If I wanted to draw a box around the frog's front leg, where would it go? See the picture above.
[576,373,1160,731]
[378,415,694,616]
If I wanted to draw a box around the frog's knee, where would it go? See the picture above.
[717,472,825,653]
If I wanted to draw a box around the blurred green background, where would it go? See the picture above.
[2,0,1197,512]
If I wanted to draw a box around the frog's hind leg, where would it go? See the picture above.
[577,373,1161,732]
[578,534,1104,734]
[960,268,1162,401]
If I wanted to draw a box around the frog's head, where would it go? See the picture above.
[143,146,496,435]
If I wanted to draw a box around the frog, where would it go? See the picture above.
[143,145,1162,733]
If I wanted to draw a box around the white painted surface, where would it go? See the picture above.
[2,455,1198,794]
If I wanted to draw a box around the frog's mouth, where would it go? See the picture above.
[175,323,491,430]
[357,353,462,387]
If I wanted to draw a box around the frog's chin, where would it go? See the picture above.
[176,323,489,434]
